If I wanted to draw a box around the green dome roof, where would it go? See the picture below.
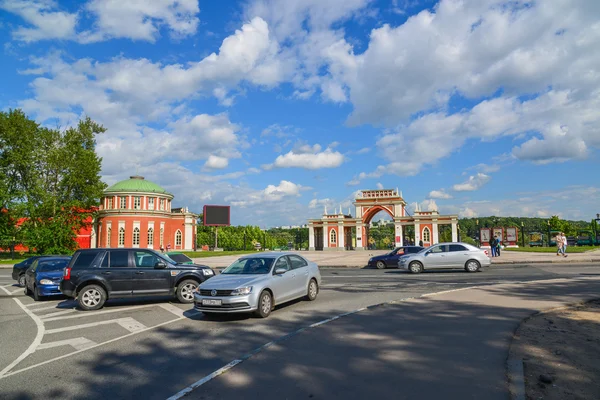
[105,176,171,195]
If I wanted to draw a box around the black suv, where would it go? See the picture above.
[60,248,215,311]
[12,255,67,287]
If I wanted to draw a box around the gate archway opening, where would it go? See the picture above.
[363,208,394,250]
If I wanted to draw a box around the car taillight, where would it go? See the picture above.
[64,267,71,280]
[484,250,489,257]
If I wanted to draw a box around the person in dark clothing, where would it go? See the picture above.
[419,240,423,247]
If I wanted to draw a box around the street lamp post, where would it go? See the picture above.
[10,236,15,260]
[476,219,480,247]
[521,222,525,248]
[457,224,461,242]
[547,220,551,247]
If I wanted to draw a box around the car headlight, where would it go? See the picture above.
[202,269,214,276]
[39,279,54,285]
[369,258,373,262]
[231,286,252,296]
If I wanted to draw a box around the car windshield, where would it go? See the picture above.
[221,257,274,275]
[168,253,193,264]
[39,260,69,272]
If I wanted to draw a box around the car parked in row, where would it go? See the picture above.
[12,255,67,287]
[368,246,424,269]
[194,252,321,318]
[60,248,215,311]
[24,256,71,301]
[398,242,491,273]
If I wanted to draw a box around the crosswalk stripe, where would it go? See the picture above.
[159,303,185,318]
[45,317,146,334]
[37,337,97,351]
[42,304,155,322]
[40,309,78,319]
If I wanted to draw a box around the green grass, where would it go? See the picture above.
[505,246,599,253]
[0,257,27,265]
[181,250,258,258]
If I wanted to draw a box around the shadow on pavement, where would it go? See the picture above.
[2,279,598,400]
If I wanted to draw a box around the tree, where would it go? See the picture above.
[0,111,106,254]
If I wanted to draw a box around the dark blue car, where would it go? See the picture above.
[24,257,71,301]
[12,255,67,287]
[367,246,424,269]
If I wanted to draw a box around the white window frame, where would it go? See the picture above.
[106,227,111,247]
[423,227,431,242]
[107,198,113,209]
[175,230,182,246]
[118,227,125,247]
[330,229,337,244]
[133,227,140,246]
[160,228,164,247]
[134,197,141,210]
[148,228,154,246]
[148,197,155,211]
[160,199,165,211]
[120,196,127,209]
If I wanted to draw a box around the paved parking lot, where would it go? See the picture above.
[0,263,598,399]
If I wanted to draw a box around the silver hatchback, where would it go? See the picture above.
[194,252,321,318]
[398,242,491,273]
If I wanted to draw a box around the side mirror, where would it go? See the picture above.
[274,267,287,275]
[424,251,430,256]
[155,261,167,269]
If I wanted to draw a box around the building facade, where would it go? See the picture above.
[308,189,459,251]
[94,176,198,251]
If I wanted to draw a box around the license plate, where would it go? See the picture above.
[202,299,222,306]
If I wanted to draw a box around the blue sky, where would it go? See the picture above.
[1,0,599,227]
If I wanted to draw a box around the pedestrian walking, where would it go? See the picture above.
[555,233,564,256]
[496,236,501,257]
[490,236,497,257]
[561,232,568,258]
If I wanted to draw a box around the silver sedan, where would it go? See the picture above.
[398,242,491,273]
[194,252,322,318]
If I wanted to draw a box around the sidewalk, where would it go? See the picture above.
[188,277,600,400]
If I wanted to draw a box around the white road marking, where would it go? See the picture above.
[39,309,78,319]
[45,317,146,335]
[2,283,16,287]
[159,303,186,318]
[37,337,97,352]
[26,302,56,308]
[2,310,200,379]
[42,304,156,322]
[0,286,45,378]
[166,360,243,400]
[9,288,24,294]
[30,304,71,312]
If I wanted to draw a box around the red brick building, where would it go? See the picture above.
[94,176,198,251]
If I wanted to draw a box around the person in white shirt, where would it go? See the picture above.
[561,233,568,257]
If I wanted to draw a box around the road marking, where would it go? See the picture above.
[30,304,72,312]
[45,317,147,334]
[39,309,78,319]
[1,310,200,379]
[37,337,97,352]
[9,288,24,294]
[159,303,186,318]
[166,360,243,400]
[2,283,16,287]
[42,304,156,322]
[0,286,45,378]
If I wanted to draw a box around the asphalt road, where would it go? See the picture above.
[0,263,598,400]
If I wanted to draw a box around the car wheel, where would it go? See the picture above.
[465,260,481,273]
[306,279,318,301]
[77,284,106,311]
[254,291,272,318]
[24,284,32,296]
[176,279,199,304]
[33,285,42,301]
[376,260,387,269]
[18,274,26,287]
[409,261,423,274]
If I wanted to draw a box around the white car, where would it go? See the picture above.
[398,242,491,273]
[194,252,321,318]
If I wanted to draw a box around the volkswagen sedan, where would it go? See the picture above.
[194,253,321,318]
[398,243,491,273]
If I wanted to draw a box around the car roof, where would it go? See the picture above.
[36,256,71,262]
[240,251,300,259]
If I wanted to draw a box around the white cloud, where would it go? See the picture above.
[428,190,452,199]
[0,0,78,42]
[267,146,345,170]
[204,155,229,170]
[226,180,307,207]
[376,182,384,189]
[452,173,491,192]
[355,147,370,154]
[459,207,478,218]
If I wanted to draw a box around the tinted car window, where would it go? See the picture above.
[221,258,274,275]
[288,255,308,269]
[274,257,290,272]
[30,260,39,272]
[135,251,160,268]
[407,247,422,253]
[109,250,130,268]
[72,250,103,269]
[39,260,69,272]
[168,254,192,263]
[449,244,468,252]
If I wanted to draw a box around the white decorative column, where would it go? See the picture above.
[395,223,403,247]
[451,221,458,242]
[414,222,421,245]
[309,224,315,251]
[433,220,439,244]
[356,223,364,250]
[323,222,329,249]
[338,222,345,251]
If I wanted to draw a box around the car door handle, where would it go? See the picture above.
[135,271,144,275]
[102,271,111,275]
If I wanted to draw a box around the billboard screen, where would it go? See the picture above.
[203,205,230,226]
[506,227,517,242]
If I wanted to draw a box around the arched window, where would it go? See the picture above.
[148,228,154,246]
[106,227,111,247]
[330,229,337,244]
[118,227,125,247]
[175,230,182,246]
[160,228,164,247]
[422,227,431,242]
[133,227,140,246]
